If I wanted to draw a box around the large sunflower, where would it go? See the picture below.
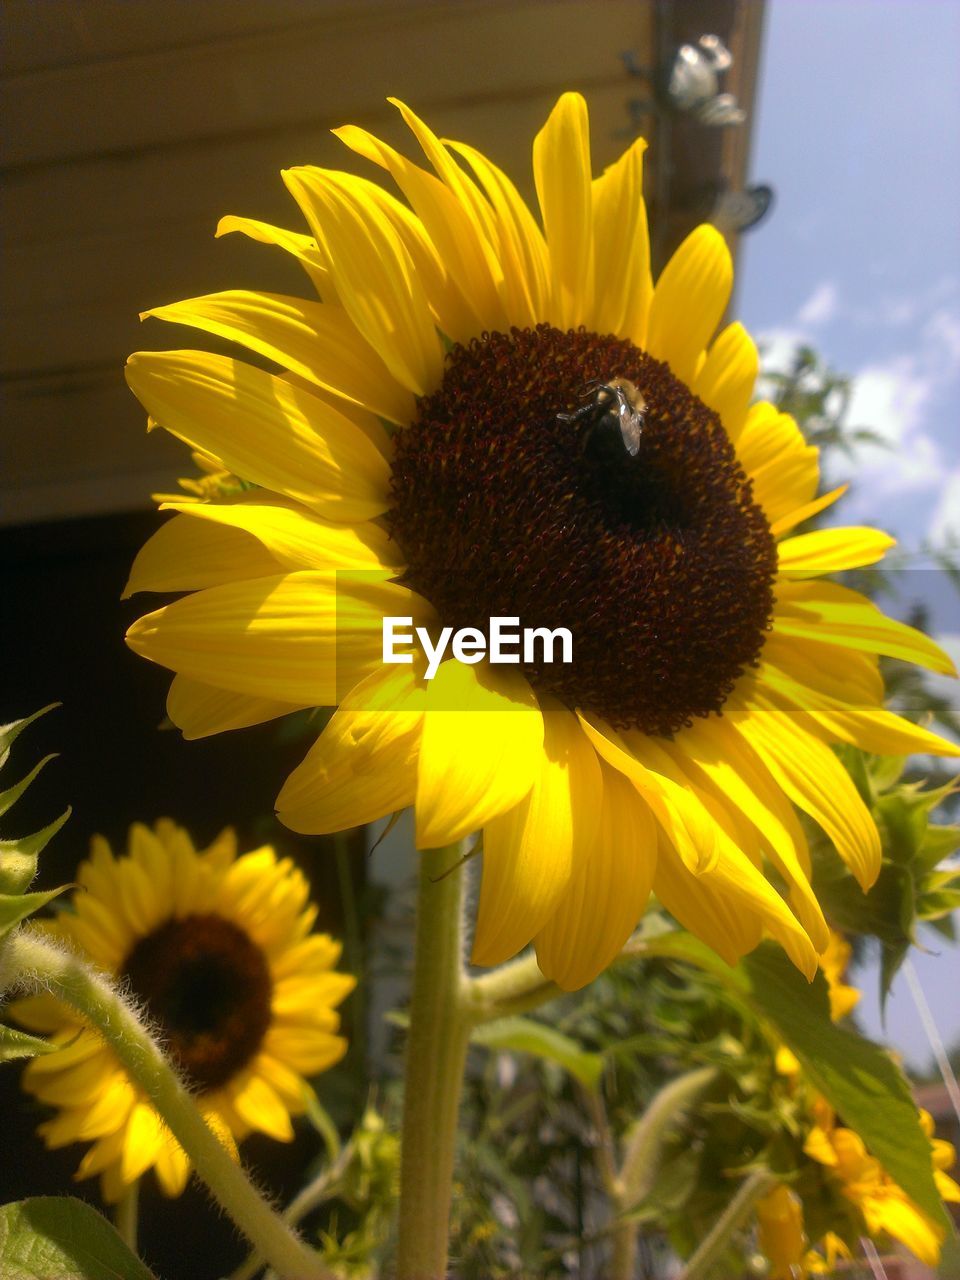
[11,821,354,1202]
[124,94,957,991]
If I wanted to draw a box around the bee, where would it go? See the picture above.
[558,377,647,459]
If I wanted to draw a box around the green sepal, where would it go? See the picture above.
[0,706,60,767]
[0,1197,157,1280]
[0,756,57,819]
[0,887,69,942]
[0,1025,57,1063]
[0,810,71,895]
[470,1015,604,1090]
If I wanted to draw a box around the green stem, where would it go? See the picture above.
[10,927,332,1280]
[230,1139,356,1280]
[396,844,471,1280]
[470,933,659,1022]
[678,1169,775,1280]
[114,1178,139,1254]
[469,947,564,1019]
[610,1218,639,1280]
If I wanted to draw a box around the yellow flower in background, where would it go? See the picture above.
[756,1185,853,1280]
[10,821,354,1202]
[804,1099,960,1266]
[756,1183,808,1278]
[122,93,958,991]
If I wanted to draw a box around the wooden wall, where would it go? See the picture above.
[1,0,762,527]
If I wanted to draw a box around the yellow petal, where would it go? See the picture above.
[774,580,957,675]
[263,1025,348,1076]
[415,661,543,848]
[770,484,848,538]
[653,835,762,967]
[143,291,414,426]
[668,717,829,950]
[777,527,896,577]
[228,1073,294,1142]
[578,713,719,874]
[160,495,402,574]
[154,1137,191,1198]
[121,1103,166,1183]
[333,124,498,337]
[732,698,881,890]
[646,225,732,384]
[762,631,884,705]
[281,168,444,396]
[390,99,509,321]
[167,675,307,740]
[533,92,594,327]
[271,972,356,1020]
[693,322,759,440]
[445,137,550,327]
[123,511,282,597]
[657,817,818,979]
[591,137,652,343]
[735,402,820,527]
[536,762,656,990]
[126,571,435,706]
[759,661,960,757]
[215,215,330,295]
[27,1056,121,1108]
[277,666,425,834]
[864,1195,943,1267]
[473,704,601,967]
[125,351,391,522]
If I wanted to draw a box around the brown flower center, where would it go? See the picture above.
[121,914,272,1091]
[386,325,776,735]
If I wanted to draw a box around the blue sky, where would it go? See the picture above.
[738,0,960,1067]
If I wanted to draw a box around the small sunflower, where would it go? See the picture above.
[123,94,958,991]
[10,820,354,1202]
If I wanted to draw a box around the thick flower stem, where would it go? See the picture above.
[10,927,332,1280]
[396,844,471,1280]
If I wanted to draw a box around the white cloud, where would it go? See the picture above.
[845,357,935,448]
[755,305,960,531]
[796,280,839,327]
[927,470,960,543]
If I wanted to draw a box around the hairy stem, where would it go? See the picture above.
[396,844,471,1280]
[678,1169,775,1280]
[10,927,331,1280]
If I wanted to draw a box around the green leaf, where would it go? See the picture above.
[0,1197,157,1280]
[0,1025,57,1063]
[740,944,952,1237]
[471,1015,604,1090]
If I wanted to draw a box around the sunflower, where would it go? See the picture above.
[123,94,957,991]
[10,820,354,1202]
